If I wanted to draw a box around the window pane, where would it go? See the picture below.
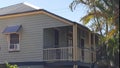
[10,34,19,44]
[67,29,73,46]
[10,44,14,49]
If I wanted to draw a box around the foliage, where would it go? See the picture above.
[6,63,18,68]
[70,0,119,68]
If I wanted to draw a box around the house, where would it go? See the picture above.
[0,3,98,68]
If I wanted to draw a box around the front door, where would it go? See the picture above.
[54,29,60,59]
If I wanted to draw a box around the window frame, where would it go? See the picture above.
[7,33,21,52]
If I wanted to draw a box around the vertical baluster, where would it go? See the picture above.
[62,48,63,60]
[47,49,49,60]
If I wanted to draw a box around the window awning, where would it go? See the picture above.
[2,25,22,34]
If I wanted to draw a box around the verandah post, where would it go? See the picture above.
[73,24,78,68]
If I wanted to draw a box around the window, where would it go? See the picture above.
[67,29,73,46]
[9,33,20,51]
[81,30,86,38]
[2,25,22,52]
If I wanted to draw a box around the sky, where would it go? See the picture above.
[0,0,88,24]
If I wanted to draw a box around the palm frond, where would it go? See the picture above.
[80,11,107,25]
[80,13,94,24]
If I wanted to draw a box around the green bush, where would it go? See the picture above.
[6,63,18,68]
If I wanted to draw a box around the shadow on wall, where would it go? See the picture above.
[0,64,7,68]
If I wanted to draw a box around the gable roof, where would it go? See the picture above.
[0,2,40,16]
[0,3,90,31]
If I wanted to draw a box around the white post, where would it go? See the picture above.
[73,24,78,68]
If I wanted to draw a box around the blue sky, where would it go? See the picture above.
[0,0,88,23]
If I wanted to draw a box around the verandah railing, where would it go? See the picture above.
[43,47,73,61]
[43,47,96,63]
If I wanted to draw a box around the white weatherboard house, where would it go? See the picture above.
[0,3,98,68]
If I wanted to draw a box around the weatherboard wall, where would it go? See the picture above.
[0,14,70,63]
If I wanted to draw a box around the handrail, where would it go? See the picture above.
[43,47,73,50]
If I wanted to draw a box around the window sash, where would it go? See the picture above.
[10,34,19,44]
[8,33,20,51]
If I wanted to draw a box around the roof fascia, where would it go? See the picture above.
[0,10,74,25]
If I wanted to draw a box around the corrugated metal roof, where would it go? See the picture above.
[0,2,40,15]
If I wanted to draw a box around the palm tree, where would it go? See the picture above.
[70,0,119,68]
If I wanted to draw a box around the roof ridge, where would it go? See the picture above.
[22,2,40,10]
